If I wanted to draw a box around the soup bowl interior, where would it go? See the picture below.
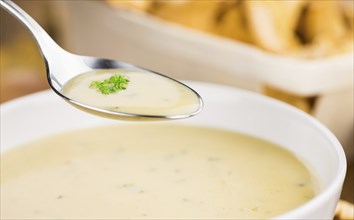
[0,81,346,219]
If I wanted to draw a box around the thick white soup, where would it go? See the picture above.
[1,124,316,219]
[61,69,201,116]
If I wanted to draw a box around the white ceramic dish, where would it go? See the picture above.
[0,81,346,219]
[56,1,353,96]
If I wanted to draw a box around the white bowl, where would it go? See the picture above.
[0,81,346,219]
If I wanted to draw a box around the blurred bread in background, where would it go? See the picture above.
[243,0,307,53]
[107,0,353,58]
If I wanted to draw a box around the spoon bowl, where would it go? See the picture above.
[0,0,203,120]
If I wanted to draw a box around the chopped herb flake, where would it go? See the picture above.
[90,74,129,95]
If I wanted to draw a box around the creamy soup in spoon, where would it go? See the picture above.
[61,69,201,117]
[1,124,316,219]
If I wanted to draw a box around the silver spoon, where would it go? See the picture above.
[0,0,203,120]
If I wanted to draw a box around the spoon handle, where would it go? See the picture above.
[0,0,65,59]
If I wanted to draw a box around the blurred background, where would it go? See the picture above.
[1,0,353,204]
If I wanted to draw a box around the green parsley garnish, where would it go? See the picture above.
[90,74,129,95]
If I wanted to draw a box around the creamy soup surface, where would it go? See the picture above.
[1,124,316,219]
[61,69,201,116]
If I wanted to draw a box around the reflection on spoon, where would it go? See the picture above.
[0,0,203,120]
[62,69,202,119]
